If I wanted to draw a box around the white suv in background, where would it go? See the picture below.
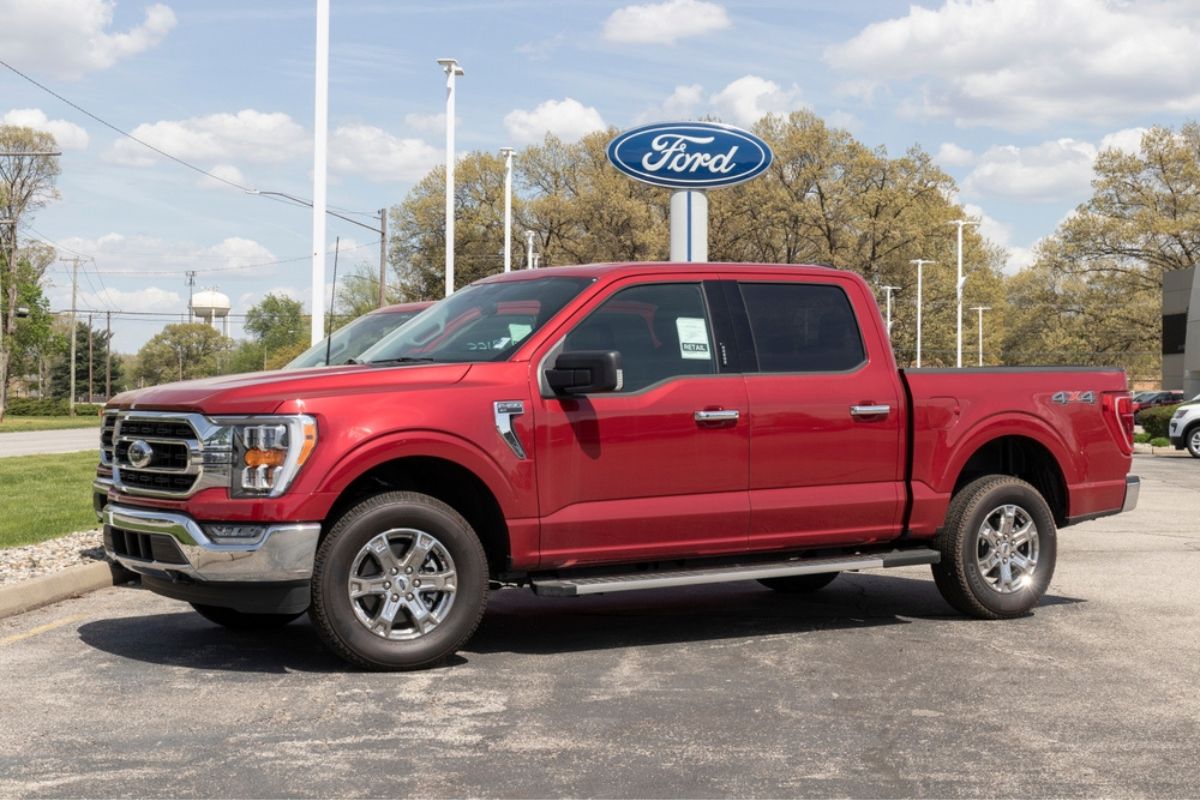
[1168,396,1200,458]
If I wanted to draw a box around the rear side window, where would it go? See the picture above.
[564,283,716,392]
[739,282,865,373]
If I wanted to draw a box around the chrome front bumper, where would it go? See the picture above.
[1122,475,1140,513]
[103,504,320,583]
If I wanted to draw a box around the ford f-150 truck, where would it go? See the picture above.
[98,262,1138,670]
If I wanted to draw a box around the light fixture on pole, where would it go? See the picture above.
[310,0,330,346]
[525,230,535,270]
[881,285,900,337]
[948,218,979,368]
[500,146,514,273]
[437,58,464,298]
[971,305,991,366]
[910,259,936,368]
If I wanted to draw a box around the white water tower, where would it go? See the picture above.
[191,289,231,336]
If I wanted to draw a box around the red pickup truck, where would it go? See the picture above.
[99,263,1138,670]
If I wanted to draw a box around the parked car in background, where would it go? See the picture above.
[286,301,434,369]
[1133,390,1185,424]
[1168,395,1200,457]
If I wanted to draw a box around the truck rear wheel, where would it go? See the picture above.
[758,572,839,593]
[931,475,1057,619]
[310,491,488,671]
[190,604,303,629]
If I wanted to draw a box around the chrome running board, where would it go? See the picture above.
[530,548,940,598]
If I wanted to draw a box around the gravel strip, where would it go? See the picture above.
[0,530,106,586]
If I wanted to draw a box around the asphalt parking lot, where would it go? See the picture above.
[1,453,1197,798]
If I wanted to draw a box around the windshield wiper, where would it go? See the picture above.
[365,356,441,365]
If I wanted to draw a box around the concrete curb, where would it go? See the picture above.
[0,561,127,620]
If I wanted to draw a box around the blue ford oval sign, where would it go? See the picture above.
[607,121,773,190]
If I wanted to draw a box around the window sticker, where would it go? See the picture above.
[676,316,711,360]
[509,323,533,342]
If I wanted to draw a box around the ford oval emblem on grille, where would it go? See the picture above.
[606,121,773,189]
[128,440,154,469]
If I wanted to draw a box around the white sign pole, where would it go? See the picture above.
[437,58,463,297]
[310,0,329,346]
[669,190,707,262]
[501,147,513,272]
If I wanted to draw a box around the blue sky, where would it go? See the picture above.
[2,0,1197,352]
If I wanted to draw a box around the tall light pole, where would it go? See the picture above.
[910,259,935,368]
[971,305,991,367]
[311,0,330,346]
[525,230,535,270]
[881,285,900,337]
[949,218,979,368]
[500,146,514,273]
[437,58,464,297]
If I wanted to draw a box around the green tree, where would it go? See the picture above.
[133,323,230,387]
[243,293,307,366]
[49,321,124,400]
[0,126,61,419]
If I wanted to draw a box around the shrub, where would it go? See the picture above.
[1133,432,1151,444]
[5,398,103,417]
[1139,404,1180,439]
[1150,437,1171,448]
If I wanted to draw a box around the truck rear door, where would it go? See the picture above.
[731,273,906,550]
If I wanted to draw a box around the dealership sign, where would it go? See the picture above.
[606,121,773,190]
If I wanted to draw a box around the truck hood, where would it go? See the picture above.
[107,363,473,416]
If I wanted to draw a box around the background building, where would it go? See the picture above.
[1163,266,1200,398]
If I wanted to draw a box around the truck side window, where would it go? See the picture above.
[564,283,716,392]
[739,282,865,373]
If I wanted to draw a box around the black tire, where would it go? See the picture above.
[1185,424,1200,459]
[931,475,1057,619]
[309,491,488,671]
[758,572,839,593]
[191,603,303,629]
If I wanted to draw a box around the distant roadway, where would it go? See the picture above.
[0,428,96,458]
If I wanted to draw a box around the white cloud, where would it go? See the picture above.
[403,112,462,135]
[2,108,89,150]
[1098,127,1147,155]
[710,75,805,127]
[603,0,731,45]
[108,109,308,167]
[962,202,1037,275]
[962,139,1097,201]
[936,142,975,167]
[81,286,182,314]
[57,233,281,281]
[330,124,440,182]
[0,0,175,80]
[825,110,862,133]
[824,0,1200,128]
[633,83,705,124]
[196,164,247,191]
[503,98,607,145]
[515,34,565,61]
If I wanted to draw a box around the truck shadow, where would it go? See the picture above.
[76,574,1082,671]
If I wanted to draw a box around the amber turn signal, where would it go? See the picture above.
[244,449,287,468]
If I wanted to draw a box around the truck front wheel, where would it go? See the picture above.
[310,491,489,671]
[931,475,1057,619]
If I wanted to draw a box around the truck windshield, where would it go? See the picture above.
[358,276,592,365]
[286,310,422,369]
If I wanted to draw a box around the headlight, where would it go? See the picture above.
[225,415,317,497]
[1172,408,1187,420]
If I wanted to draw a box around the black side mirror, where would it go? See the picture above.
[546,350,621,394]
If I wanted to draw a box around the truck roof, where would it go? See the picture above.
[476,261,838,283]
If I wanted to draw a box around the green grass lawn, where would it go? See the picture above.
[0,451,99,548]
[0,415,101,433]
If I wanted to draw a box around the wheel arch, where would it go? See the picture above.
[950,435,1069,526]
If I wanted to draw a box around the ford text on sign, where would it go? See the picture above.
[607,122,773,189]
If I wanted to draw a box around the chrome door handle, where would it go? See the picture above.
[850,404,890,417]
[694,409,740,423]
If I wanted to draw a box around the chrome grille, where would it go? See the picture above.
[112,411,232,499]
[99,411,117,466]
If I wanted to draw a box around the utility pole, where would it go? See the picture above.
[437,57,464,297]
[910,259,936,368]
[971,306,991,366]
[86,313,93,404]
[61,256,84,415]
[881,285,900,337]
[500,147,514,272]
[185,270,197,322]
[525,230,535,270]
[378,208,388,307]
[105,310,112,399]
[948,219,979,368]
